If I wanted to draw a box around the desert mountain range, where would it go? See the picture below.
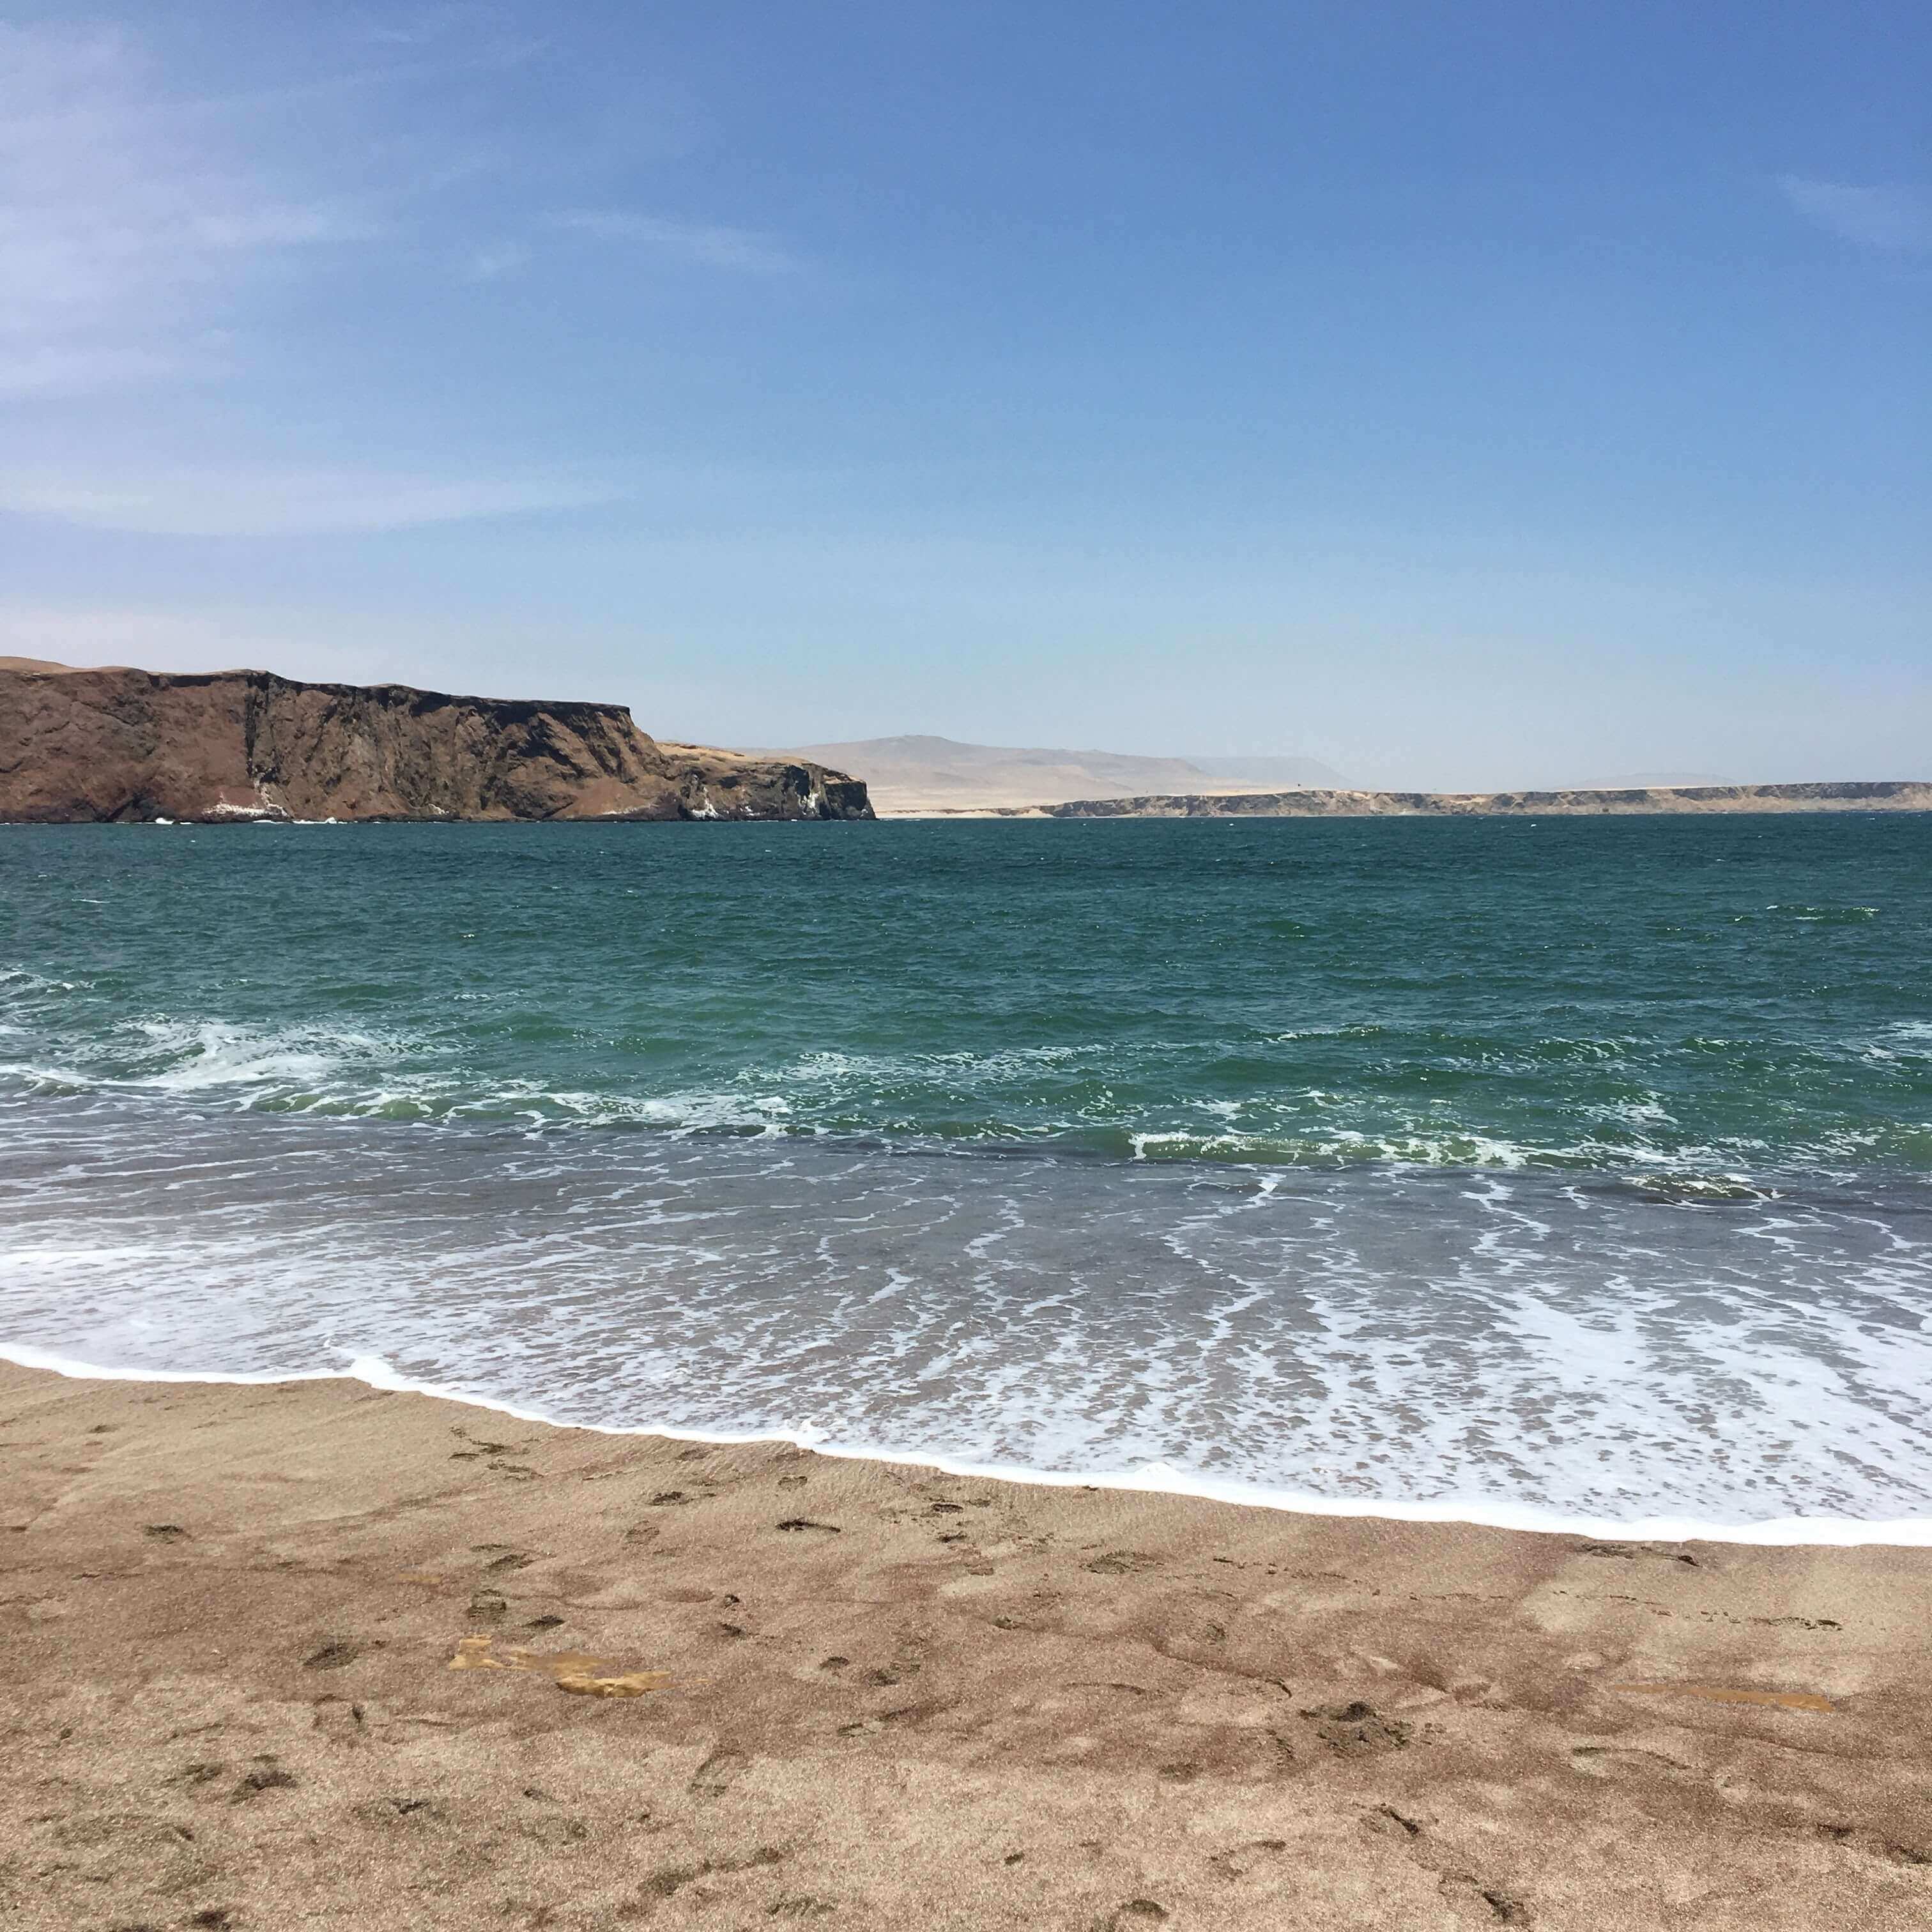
[762,735,1347,816]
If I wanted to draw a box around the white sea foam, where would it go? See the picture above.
[4,1106,1929,1540]
[4,1337,1927,1548]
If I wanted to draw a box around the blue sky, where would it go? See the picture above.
[1,2,1925,788]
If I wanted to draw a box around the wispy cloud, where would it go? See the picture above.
[549,209,798,274]
[462,240,532,281]
[0,346,214,402]
[0,23,381,397]
[1779,176,1932,253]
[0,466,615,537]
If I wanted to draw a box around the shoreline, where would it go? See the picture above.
[8,1342,1929,1551]
[4,1354,1929,1928]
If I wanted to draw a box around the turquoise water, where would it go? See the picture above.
[3,816,1930,1528]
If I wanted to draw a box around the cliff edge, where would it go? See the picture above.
[0,662,873,824]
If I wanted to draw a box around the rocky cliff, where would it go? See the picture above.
[0,662,873,824]
[1031,781,1932,818]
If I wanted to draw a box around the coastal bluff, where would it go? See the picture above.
[0,659,873,824]
[1025,779,1932,818]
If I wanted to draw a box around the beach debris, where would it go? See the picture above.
[776,1517,841,1533]
[553,1667,671,1699]
[1611,1680,1834,1713]
[447,1634,671,1699]
[143,1523,188,1540]
[1575,1542,1698,1566]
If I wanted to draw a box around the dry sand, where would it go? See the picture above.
[2,1360,1928,1930]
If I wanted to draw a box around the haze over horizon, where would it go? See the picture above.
[1,4,1926,791]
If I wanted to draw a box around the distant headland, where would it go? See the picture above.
[0,660,873,825]
[1006,781,1932,818]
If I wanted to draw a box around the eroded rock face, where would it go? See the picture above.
[0,663,873,824]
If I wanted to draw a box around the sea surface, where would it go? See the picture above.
[3,815,1929,1536]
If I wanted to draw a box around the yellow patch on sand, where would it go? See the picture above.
[1611,1681,1835,1714]
[448,1634,670,1698]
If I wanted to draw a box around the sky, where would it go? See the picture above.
[0,2,1926,790]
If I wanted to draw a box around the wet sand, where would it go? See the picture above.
[2,1360,1928,1929]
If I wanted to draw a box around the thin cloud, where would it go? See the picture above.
[0,346,215,401]
[0,467,615,537]
[549,209,798,274]
[463,240,532,281]
[1779,176,1932,253]
[0,22,381,397]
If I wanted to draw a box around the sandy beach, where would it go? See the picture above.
[1,1361,1926,1929]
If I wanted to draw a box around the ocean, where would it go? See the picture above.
[3,814,1929,1537]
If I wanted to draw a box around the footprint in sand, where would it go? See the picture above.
[1300,1701,1412,1755]
[688,1747,748,1797]
[1439,1874,1529,1924]
[1610,1680,1834,1714]
[303,1638,366,1669]
[1208,1839,1289,1880]
[1082,1551,1158,1576]
[1363,1806,1423,1839]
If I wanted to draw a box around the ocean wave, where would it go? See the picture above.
[1764,904,1880,923]
[1,1034,1926,1181]
[125,1018,402,1094]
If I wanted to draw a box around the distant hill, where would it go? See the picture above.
[1031,781,1932,820]
[764,735,1349,815]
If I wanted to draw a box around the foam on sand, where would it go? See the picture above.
[6,1340,1928,1548]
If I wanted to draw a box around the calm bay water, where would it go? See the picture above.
[3,815,1929,1528]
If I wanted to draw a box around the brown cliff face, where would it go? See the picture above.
[0,663,873,824]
